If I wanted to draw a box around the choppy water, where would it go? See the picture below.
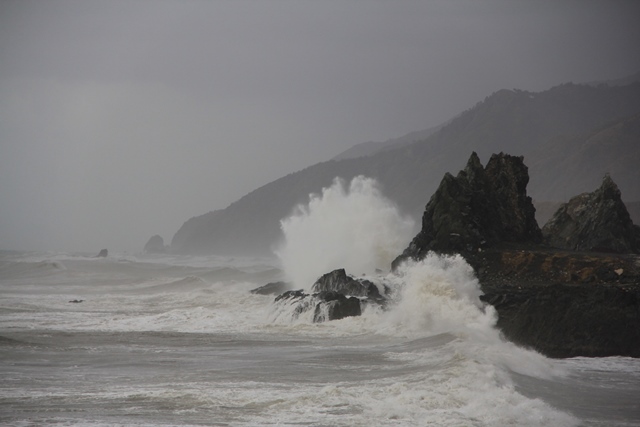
[1,250,638,426]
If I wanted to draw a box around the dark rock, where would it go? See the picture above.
[392,152,541,269]
[68,299,84,303]
[273,288,363,322]
[312,269,384,303]
[96,249,108,258]
[274,289,306,303]
[390,151,640,358]
[251,281,291,295]
[143,235,167,254]
[480,282,640,358]
[467,247,640,358]
[312,291,362,322]
[542,174,640,253]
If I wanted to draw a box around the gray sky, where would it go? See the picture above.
[1,0,639,253]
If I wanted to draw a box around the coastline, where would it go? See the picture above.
[464,246,640,358]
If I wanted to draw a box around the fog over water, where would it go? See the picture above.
[1,0,639,253]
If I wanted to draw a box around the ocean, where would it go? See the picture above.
[1,177,639,426]
[1,249,638,427]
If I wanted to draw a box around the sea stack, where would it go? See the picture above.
[143,235,167,254]
[542,174,640,253]
[392,152,541,268]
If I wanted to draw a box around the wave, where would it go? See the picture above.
[276,176,415,289]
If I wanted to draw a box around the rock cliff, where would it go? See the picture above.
[393,152,640,358]
[392,152,541,268]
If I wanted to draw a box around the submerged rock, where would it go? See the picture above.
[393,152,541,269]
[542,174,640,253]
[251,281,291,295]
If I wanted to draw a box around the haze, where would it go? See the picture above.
[1,0,639,253]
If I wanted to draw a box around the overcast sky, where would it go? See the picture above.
[1,0,639,253]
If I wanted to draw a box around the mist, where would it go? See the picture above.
[1,0,639,253]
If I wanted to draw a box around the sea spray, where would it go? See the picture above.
[381,254,491,337]
[276,176,414,289]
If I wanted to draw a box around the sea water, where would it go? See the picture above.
[1,177,639,426]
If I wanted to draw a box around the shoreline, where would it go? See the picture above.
[462,246,640,358]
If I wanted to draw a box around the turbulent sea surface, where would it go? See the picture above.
[1,178,639,426]
[1,250,639,427]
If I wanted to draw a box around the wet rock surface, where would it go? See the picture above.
[393,152,541,269]
[465,245,640,357]
[542,174,640,253]
[271,269,386,322]
[312,269,386,304]
[393,152,640,358]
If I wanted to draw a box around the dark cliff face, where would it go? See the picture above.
[542,174,640,253]
[393,152,541,268]
[391,152,640,358]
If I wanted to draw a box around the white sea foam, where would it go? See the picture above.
[276,176,415,289]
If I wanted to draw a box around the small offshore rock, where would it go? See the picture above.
[312,268,385,304]
[96,249,108,258]
[312,291,361,322]
[143,235,167,254]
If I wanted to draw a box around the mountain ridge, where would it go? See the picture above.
[170,80,640,255]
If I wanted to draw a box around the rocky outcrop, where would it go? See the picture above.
[312,269,386,304]
[96,249,108,258]
[481,282,640,358]
[312,291,362,322]
[542,174,640,253]
[271,269,388,322]
[143,235,167,254]
[390,151,640,358]
[393,152,541,268]
[274,287,362,322]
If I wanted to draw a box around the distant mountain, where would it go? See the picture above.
[332,125,444,161]
[527,112,640,202]
[586,70,640,87]
[171,81,640,255]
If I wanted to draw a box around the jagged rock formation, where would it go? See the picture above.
[312,269,386,304]
[271,269,387,322]
[393,152,541,268]
[542,174,640,253]
[273,288,362,322]
[391,151,640,358]
[143,235,167,254]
